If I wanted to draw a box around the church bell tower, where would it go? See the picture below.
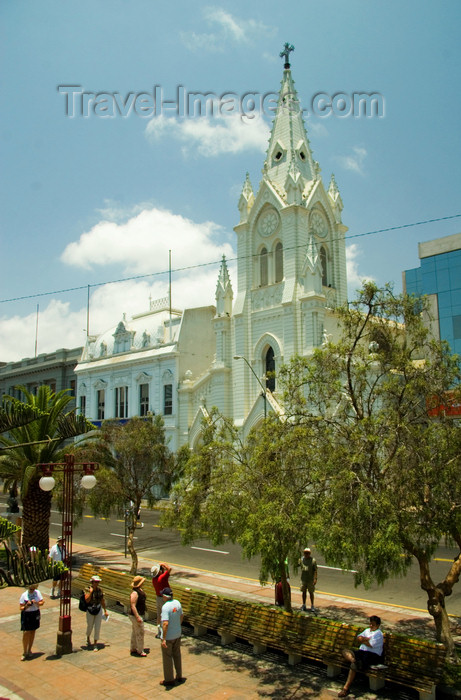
[232,43,348,426]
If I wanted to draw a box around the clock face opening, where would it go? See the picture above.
[310,211,327,238]
[258,208,280,237]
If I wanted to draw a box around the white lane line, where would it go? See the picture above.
[110,533,138,539]
[191,546,229,555]
[51,522,62,527]
[318,564,358,574]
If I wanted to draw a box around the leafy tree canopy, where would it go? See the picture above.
[73,415,173,573]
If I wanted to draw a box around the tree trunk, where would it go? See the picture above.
[281,569,292,613]
[21,479,52,551]
[426,588,455,656]
[127,522,138,575]
[417,552,461,659]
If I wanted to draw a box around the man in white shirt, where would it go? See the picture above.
[339,615,384,697]
[48,537,64,598]
[159,587,185,688]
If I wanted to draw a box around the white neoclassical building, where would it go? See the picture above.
[75,51,348,451]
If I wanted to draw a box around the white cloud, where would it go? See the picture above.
[61,205,234,273]
[145,114,270,157]
[346,243,374,297]
[0,300,88,361]
[0,264,238,362]
[338,146,367,175]
[181,7,274,51]
[0,204,237,361]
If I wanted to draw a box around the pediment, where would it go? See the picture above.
[94,379,107,390]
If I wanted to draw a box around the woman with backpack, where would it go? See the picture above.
[84,575,108,650]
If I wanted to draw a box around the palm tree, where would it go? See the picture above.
[0,386,94,550]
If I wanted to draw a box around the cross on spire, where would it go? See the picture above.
[280,42,294,69]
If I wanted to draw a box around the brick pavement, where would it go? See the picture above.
[0,542,458,700]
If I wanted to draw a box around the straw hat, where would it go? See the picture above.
[131,575,145,588]
[150,563,160,577]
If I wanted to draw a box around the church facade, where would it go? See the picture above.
[75,50,348,451]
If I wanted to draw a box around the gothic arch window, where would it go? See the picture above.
[260,247,268,286]
[265,347,275,392]
[274,242,283,283]
[320,246,328,287]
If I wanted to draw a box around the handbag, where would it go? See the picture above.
[79,591,88,612]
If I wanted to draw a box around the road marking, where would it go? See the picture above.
[51,522,62,527]
[191,546,229,555]
[110,533,138,539]
[318,564,358,574]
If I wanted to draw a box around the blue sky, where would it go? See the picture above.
[1,0,460,361]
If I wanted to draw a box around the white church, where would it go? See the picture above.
[75,48,348,451]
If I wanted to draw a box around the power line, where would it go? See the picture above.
[1,213,460,305]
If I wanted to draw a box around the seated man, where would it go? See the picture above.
[339,615,384,697]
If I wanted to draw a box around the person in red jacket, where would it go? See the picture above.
[151,562,172,638]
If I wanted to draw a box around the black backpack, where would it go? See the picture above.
[79,590,88,612]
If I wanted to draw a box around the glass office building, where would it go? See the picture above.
[403,232,461,355]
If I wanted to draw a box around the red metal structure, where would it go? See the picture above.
[39,454,97,655]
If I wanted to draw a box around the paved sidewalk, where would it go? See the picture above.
[0,542,458,700]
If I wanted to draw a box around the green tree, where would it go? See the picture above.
[278,283,461,653]
[0,386,94,551]
[163,410,316,612]
[0,397,43,434]
[74,415,172,574]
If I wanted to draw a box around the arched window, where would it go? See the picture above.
[320,246,328,287]
[260,247,268,286]
[265,347,275,392]
[275,242,283,282]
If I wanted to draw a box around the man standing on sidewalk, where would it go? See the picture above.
[300,547,318,612]
[159,587,185,688]
[151,562,172,638]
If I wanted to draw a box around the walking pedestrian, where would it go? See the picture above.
[129,575,147,656]
[84,575,108,650]
[300,547,318,612]
[48,536,64,598]
[19,583,44,660]
[159,587,185,688]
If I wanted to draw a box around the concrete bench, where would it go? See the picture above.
[72,564,446,699]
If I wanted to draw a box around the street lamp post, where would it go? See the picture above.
[39,454,97,655]
[234,355,267,418]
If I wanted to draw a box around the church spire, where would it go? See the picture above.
[215,255,233,316]
[238,172,255,222]
[263,44,317,201]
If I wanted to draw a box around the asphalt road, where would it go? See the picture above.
[2,495,460,617]
[57,503,461,618]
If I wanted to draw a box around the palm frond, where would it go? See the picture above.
[57,412,96,439]
[0,399,44,434]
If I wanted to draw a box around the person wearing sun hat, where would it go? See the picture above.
[84,575,107,650]
[129,575,147,657]
[159,587,185,687]
[300,547,318,612]
[151,561,171,638]
[48,536,65,599]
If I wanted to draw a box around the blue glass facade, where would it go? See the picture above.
[404,240,461,355]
